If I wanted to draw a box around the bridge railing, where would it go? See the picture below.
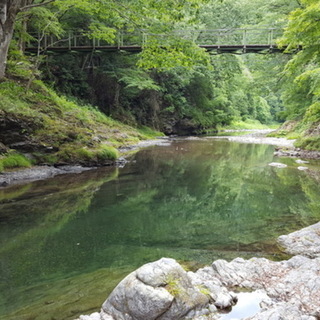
[195,28,282,46]
[26,28,283,51]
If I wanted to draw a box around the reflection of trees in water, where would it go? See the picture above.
[1,140,320,319]
[0,167,118,287]
[91,140,320,253]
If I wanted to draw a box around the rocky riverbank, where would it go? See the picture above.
[0,137,171,187]
[75,222,320,320]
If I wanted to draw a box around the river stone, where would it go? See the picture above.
[278,222,320,258]
[268,162,287,168]
[296,159,309,164]
[297,166,309,170]
[101,258,210,320]
[76,223,320,320]
[209,255,320,319]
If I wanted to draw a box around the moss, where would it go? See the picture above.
[165,276,181,297]
[75,148,95,161]
[197,285,211,296]
[33,153,59,165]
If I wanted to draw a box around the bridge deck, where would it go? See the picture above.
[24,44,284,54]
[24,28,288,54]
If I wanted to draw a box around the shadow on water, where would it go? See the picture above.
[0,139,320,319]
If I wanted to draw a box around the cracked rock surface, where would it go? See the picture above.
[76,222,320,320]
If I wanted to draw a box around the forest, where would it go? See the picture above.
[0,0,319,169]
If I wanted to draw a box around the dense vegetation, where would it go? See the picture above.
[0,0,319,170]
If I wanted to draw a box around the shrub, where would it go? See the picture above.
[295,136,320,150]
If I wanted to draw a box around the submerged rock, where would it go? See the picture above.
[268,162,288,168]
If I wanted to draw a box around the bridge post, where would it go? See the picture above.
[142,32,147,47]
[117,32,123,49]
[68,31,72,50]
[242,29,247,53]
[44,34,47,49]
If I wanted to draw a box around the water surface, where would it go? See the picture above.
[0,138,319,319]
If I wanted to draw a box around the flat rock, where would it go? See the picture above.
[0,165,94,187]
[210,255,320,319]
[278,222,320,258]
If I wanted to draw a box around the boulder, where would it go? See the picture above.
[75,225,320,320]
[278,222,320,258]
[101,258,230,320]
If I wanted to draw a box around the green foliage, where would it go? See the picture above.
[138,126,165,139]
[0,153,32,171]
[138,38,211,71]
[96,146,119,161]
[165,276,181,297]
[295,136,320,151]
[119,70,162,92]
[220,119,270,130]
[6,41,36,80]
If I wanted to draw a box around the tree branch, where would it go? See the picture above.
[20,0,55,12]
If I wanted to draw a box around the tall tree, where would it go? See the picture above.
[0,0,210,79]
[0,0,55,79]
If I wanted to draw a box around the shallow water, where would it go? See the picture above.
[0,138,320,319]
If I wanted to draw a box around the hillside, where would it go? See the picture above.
[0,76,162,173]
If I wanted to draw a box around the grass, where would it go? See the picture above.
[96,146,119,161]
[165,276,181,297]
[0,72,162,166]
[137,126,165,139]
[267,118,320,151]
[218,119,277,130]
[295,136,320,150]
[0,153,32,172]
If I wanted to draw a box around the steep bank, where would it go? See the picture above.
[0,78,163,173]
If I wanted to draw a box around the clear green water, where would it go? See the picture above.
[0,138,320,320]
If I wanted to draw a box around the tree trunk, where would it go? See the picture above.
[0,0,21,79]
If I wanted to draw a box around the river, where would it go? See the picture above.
[0,137,320,320]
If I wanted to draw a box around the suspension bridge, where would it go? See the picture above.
[25,28,289,55]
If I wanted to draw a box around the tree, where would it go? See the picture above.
[278,0,320,122]
[0,0,210,80]
[0,0,55,79]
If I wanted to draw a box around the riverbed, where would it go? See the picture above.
[0,135,320,320]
